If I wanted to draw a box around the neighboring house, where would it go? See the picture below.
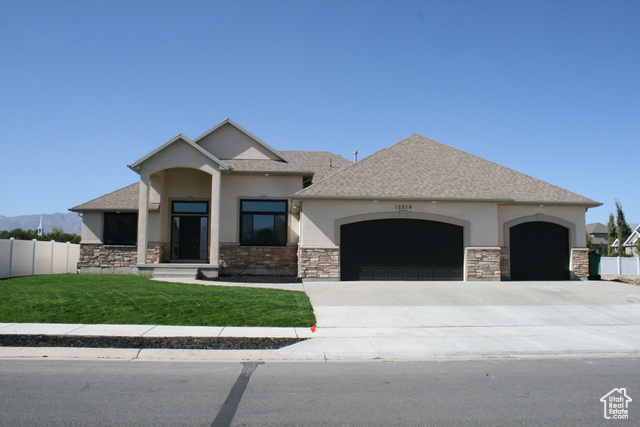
[70,118,601,281]
[587,222,609,250]
[611,224,640,256]
[627,224,640,256]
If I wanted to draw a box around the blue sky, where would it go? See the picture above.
[1,0,638,225]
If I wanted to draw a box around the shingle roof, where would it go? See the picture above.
[587,223,608,234]
[70,183,140,212]
[69,151,352,212]
[222,151,351,183]
[294,134,600,206]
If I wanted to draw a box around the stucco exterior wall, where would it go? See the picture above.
[80,212,103,243]
[197,123,280,160]
[497,205,587,248]
[299,199,499,248]
[220,175,303,244]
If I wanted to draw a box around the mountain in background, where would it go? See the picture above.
[0,213,82,235]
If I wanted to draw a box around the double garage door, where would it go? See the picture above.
[340,219,464,281]
[340,219,570,281]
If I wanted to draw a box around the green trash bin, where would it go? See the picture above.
[589,252,601,280]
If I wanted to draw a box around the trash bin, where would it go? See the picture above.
[589,252,601,280]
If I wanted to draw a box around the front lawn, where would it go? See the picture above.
[0,275,315,327]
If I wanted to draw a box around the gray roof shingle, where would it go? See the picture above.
[70,183,140,212]
[69,151,352,212]
[294,134,600,206]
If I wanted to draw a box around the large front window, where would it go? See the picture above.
[240,200,287,246]
[103,212,137,245]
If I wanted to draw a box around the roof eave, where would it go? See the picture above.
[292,195,602,208]
[500,200,603,208]
[292,195,514,203]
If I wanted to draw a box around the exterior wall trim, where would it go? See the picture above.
[502,214,577,248]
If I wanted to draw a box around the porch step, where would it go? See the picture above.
[152,268,199,280]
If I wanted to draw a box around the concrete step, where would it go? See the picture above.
[152,268,199,280]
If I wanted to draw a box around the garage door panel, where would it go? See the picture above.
[340,219,463,281]
[510,221,569,281]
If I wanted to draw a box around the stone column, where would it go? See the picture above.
[136,173,149,266]
[209,169,221,269]
[465,247,502,281]
[570,248,589,280]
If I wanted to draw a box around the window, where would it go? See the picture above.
[172,201,209,214]
[103,213,138,245]
[240,200,287,246]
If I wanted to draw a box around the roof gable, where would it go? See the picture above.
[295,134,600,206]
[128,134,229,173]
[194,118,292,163]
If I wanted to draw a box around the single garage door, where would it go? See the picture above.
[510,221,570,280]
[340,219,463,281]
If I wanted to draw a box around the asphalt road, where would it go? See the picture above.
[1,357,637,426]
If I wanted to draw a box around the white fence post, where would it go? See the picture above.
[8,237,14,278]
[50,240,55,274]
[65,242,70,274]
[31,239,37,275]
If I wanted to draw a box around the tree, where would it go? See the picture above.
[615,200,632,257]
[586,232,595,253]
[0,228,80,244]
[607,213,617,255]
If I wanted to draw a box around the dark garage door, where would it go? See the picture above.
[510,221,569,280]
[340,219,463,281]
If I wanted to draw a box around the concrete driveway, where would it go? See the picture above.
[303,280,640,327]
[278,280,640,360]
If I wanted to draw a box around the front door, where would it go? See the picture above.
[171,201,209,261]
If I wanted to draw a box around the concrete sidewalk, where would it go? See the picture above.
[2,280,640,361]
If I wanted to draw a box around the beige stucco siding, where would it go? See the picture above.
[220,175,303,243]
[299,200,587,249]
[197,123,280,160]
[497,205,587,247]
[299,200,500,248]
[80,212,103,243]
[137,139,221,177]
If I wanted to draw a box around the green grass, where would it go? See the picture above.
[0,275,315,327]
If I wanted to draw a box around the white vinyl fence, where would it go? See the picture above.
[0,238,80,279]
[599,257,640,276]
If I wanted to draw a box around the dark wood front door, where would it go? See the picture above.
[171,216,208,261]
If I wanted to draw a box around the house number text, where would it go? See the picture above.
[395,204,412,210]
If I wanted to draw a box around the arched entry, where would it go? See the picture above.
[510,221,569,280]
[340,219,464,281]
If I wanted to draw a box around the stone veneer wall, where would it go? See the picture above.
[79,243,170,275]
[500,248,510,280]
[79,243,138,274]
[298,247,340,280]
[570,248,589,280]
[218,244,298,275]
[465,247,502,281]
[79,244,137,268]
[146,243,170,264]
